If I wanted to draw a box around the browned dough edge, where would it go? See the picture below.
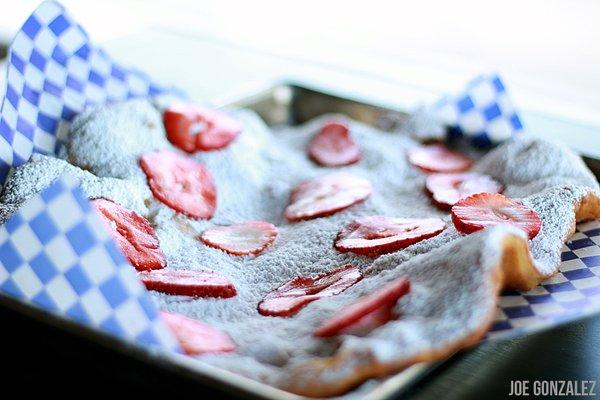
[280,192,600,397]
[505,191,600,291]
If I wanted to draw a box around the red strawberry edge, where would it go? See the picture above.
[258,265,363,317]
[425,172,504,210]
[338,304,396,336]
[161,311,235,355]
[139,269,237,298]
[284,173,372,222]
[315,277,410,337]
[200,221,278,256]
[308,120,361,167]
[139,150,217,220]
[451,192,542,240]
[92,198,166,271]
[163,103,242,153]
[407,144,473,173]
[335,216,446,256]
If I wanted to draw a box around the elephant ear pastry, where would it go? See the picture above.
[6,100,599,399]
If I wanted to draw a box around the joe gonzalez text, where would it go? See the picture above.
[509,380,597,397]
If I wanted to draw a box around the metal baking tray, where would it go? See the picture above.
[1,81,597,398]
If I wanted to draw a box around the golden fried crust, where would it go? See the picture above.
[575,191,600,221]
[504,191,600,291]
[498,234,541,291]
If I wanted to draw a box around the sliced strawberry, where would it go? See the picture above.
[200,221,278,256]
[140,150,217,219]
[335,216,445,256]
[160,311,235,355]
[314,277,410,337]
[451,193,542,239]
[258,265,362,317]
[308,120,361,167]
[284,172,372,222]
[425,172,503,210]
[338,304,395,336]
[139,269,236,298]
[407,144,473,173]
[163,103,242,152]
[92,199,166,271]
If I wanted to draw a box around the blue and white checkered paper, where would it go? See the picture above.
[0,174,179,350]
[0,1,181,351]
[0,0,182,185]
[428,75,600,336]
[433,74,524,147]
[489,219,600,338]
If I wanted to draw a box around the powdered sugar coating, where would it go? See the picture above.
[0,153,149,219]
[67,99,170,181]
[402,106,446,142]
[474,138,599,277]
[163,117,597,393]
[1,100,598,396]
[0,203,19,225]
[474,137,598,197]
[285,226,516,381]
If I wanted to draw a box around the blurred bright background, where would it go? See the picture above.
[0,0,599,131]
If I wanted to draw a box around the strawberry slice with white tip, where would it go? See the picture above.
[258,265,362,317]
[308,120,361,167]
[139,269,237,298]
[425,172,503,210]
[160,311,235,355]
[140,150,217,219]
[163,103,242,152]
[408,144,473,173]
[451,193,542,239]
[92,198,166,271]
[335,216,445,256]
[315,277,410,337]
[200,221,278,256]
[284,172,372,222]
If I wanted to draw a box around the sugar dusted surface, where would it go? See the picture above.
[67,99,170,182]
[474,139,599,276]
[2,100,598,395]
[0,153,150,220]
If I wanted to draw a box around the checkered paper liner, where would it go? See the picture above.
[433,73,524,147]
[0,0,599,358]
[0,1,181,351]
[0,174,179,350]
[0,0,183,185]
[489,219,600,338]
